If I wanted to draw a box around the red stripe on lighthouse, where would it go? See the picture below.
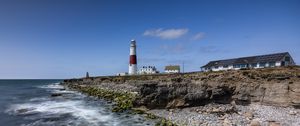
[130,55,137,64]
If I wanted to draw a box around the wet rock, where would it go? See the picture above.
[132,106,147,114]
[51,93,62,97]
[43,117,61,122]
[17,109,29,113]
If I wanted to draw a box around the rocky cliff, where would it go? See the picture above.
[63,66,300,109]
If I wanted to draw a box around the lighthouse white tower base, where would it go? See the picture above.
[129,64,137,75]
[129,40,137,75]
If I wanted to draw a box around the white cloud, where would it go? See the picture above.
[192,32,205,40]
[143,28,188,39]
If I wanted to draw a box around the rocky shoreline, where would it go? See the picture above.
[148,103,300,126]
[62,66,300,125]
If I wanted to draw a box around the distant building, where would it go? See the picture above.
[117,72,128,76]
[201,52,295,72]
[138,66,159,74]
[165,65,180,73]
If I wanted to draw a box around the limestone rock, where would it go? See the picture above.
[289,82,300,108]
[268,121,280,126]
[223,118,232,126]
[262,83,290,107]
[250,119,261,126]
[244,111,254,119]
[289,110,297,115]
[63,66,300,109]
[166,98,186,108]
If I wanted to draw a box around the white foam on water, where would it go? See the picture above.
[38,83,63,89]
[39,83,78,95]
[6,83,152,126]
[7,100,117,126]
[51,89,76,94]
[29,97,49,102]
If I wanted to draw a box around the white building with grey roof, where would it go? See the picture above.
[165,65,180,73]
[138,66,159,75]
[201,52,295,72]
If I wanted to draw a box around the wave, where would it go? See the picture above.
[7,100,118,126]
[38,83,63,89]
[5,83,154,126]
[51,90,76,94]
[29,97,49,102]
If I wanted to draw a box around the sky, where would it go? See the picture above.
[0,0,299,79]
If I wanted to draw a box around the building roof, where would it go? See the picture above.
[165,65,180,70]
[201,52,290,68]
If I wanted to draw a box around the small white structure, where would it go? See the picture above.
[165,65,180,73]
[138,66,159,75]
[201,52,295,72]
[116,72,128,76]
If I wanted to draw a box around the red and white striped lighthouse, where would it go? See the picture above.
[129,40,137,75]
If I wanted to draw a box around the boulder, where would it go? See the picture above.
[250,119,261,126]
[166,98,186,108]
[289,82,300,108]
[51,93,62,97]
[261,82,290,107]
[244,111,254,119]
[268,121,280,126]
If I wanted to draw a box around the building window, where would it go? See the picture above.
[214,66,219,69]
[251,63,257,67]
[223,65,228,68]
[269,62,275,67]
[240,64,247,68]
[285,56,290,62]
[233,64,240,68]
[259,62,266,67]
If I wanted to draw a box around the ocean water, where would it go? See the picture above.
[0,80,155,126]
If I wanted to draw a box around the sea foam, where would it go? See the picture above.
[7,100,117,126]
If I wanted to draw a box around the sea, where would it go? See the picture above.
[0,80,155,126]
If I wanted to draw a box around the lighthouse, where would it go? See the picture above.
[129,40,137,75]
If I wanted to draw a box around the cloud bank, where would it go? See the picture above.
[143,28,188,39]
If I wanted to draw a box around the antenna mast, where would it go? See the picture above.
[182,61,184,73]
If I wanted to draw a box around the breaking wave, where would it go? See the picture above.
[37,83,63,89]
[5,82,154,126]
[7,100,116,126]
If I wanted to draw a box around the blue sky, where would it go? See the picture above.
[0,0,299,79]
